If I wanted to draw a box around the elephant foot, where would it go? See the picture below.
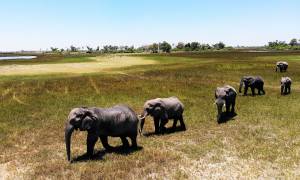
[121,137,130,148]
[159,127,167,134]
[104,145,113,152]
[171,126,177,132]
[131,144,138,149]
[181,125,186,131]
[122,144,130,149]
[85,152,94,160]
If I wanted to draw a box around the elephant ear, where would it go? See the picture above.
[154,102,168,120]
[81,109,97,131]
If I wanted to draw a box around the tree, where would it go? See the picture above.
[289,38,298,46]
[86,46,93,53]
[268,40,288,49]
[149,43,159,53]
[176,42,185,50]
[190,42,200,51]
[213,42,225,49]
[159,41,172,53]
[184,43,191,51]
[50,47,58,52]
[124,46,135,53]
[70,45,78,52]
[200,44,211,50]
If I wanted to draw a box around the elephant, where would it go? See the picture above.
[276,61,288,72]
[139,97,186,134]
[281,77,292,95]
[65,105,140,162]
[215,85,237,122]
[239,76,265,96]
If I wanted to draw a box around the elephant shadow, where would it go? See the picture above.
[143,126,186,137]
[218,112,237,124]
[72,146,143,163]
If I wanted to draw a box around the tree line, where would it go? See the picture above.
[48,38,300,54]
[267,38,300,50]
[49,41,226,54]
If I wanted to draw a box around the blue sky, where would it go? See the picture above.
[1,0,299,51]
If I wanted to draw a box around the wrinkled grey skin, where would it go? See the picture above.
[281,77,292,95]
[139,97,186,134]
[276,61,288,72]
[239,76,265,96]
[215,85,237,122]
[65,105,139,162]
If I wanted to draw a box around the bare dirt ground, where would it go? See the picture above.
[0,55,156,76]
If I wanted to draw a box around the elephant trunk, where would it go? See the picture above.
[239,79,243,93]
[65,123,75,162]
[139,110,148,134]
[216,102,223,121]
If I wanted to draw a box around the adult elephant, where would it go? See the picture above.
[239,76,265,96]
[139,97,186,134]
[276,61,288,72]
[281,77,292,95]
[215,85,237,122]
[65,105,139,162]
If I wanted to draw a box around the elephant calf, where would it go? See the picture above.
[239,76,265,96]
[276,61,288,72]
[215,85,237,122]
[139,96,186,134]
[65,105,139,162]
[281,77,292,95]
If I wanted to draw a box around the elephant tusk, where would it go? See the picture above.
[138,115,146,119]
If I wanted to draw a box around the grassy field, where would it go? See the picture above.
[1,52,300,179]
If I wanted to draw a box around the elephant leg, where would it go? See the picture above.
[281,86,284,95]
[120,136,129,148]
[129,136,137,148]
[251,87,255,96]
[100,135,112,150]
[225,102,230,114]
[160,119,168,134]
[261,86,265,95]
[244,86,248,95]
[284,87,287,94]
[179,115,186,131]
[87,133,98,158]
[154,118,160,134]
[172,118,178,130]
[231,101,235,114]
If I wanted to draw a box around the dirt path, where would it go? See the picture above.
[0,56,156,76]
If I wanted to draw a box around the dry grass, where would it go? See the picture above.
[0,55,156,76]
[1,52,300,179]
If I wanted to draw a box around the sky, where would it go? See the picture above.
[0,0,300,51]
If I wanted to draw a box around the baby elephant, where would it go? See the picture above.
[215,85,237,122]
[276,61,288,72]
[239,76,265,96]
[65,105,139,162]
[139,96,186,134]
[281,77,292,95]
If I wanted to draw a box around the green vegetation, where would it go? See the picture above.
[267,38,300,50]
[1,52,300,178]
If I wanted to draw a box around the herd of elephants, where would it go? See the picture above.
[65,61,291,162]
